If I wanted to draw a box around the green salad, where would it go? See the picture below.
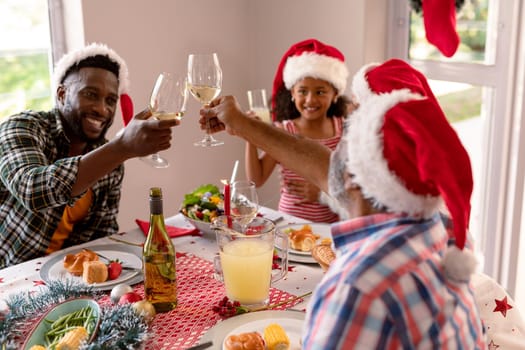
[180,184,224,222]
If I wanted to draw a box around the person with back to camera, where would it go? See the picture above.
[0,43,179,268]
[200,58,486,348]
[245,38,350,223]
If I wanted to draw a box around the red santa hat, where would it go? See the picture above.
[53,42,134,126]
[347,58,476,280]
[422,0,460,57]
[271,38,349,121]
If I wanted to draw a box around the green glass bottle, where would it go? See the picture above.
[143,187,177,312]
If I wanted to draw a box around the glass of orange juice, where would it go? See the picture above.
[213,216,288,309]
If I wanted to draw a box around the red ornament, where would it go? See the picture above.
[493,296,513,317]
[119,291,143,305]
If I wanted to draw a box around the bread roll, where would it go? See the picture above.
[288,225,320,252]
[82,260,108,284]
[224,332,265,350]
[63,249,99,276]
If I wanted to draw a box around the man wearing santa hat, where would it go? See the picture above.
[0,43,178,268]
[200,59,485,348]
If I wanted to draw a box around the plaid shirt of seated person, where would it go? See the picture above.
[302,212,485,349]
[0,110,122,268]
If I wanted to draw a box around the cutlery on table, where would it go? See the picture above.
[107,235,144,247]
[252,291,312,312]
[82,249,141,272]
[185,341,213,350]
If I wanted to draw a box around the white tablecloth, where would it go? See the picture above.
[0,207,324,312]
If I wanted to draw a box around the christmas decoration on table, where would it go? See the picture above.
[0,279,149,349]
[408,0,468,57]
[211,292,312,319]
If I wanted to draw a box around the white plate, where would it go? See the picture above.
[285,252,317,264]
[199,310,305,350]
[40,244,143,291]
[277,223,332,261]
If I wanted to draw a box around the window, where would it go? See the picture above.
[388,0,525,310]
[0,0,53,118]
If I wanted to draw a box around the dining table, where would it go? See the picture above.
[0,206,326,350]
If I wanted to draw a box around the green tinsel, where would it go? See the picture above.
[409,0,467,14]
[0,279,148,349]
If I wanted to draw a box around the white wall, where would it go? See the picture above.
[79,0,387,231]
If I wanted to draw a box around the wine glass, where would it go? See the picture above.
[230,180,259,233]
[141,72,188,168]
[187,53,223,147]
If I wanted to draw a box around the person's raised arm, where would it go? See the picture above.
[72,109,178,196]
[202,96,331,193]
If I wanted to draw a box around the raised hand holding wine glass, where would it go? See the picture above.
[141,72,188,168]
[230,180,259,233]
[187,53,223,147]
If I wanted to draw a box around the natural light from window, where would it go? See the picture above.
[0,0,53,119]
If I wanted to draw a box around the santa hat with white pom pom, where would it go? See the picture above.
[346,58,477,281]
[53,42,134,126]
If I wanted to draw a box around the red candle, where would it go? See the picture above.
[222,179,232,227]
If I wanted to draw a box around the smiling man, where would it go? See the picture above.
[0,43,178,267]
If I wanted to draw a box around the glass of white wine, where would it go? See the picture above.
[230,180,259,233]
[187,53,223,147]
[141,72,188,168]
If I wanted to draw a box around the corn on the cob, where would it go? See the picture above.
[29,346,47,350]
[56,326,89,350]
[264,323,290,350]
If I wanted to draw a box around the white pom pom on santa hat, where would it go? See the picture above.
[442,245,478,282]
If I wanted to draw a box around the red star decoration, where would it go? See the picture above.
[493,296,513,317]
[488,339,500,349]
[33,280,46,286]
[0,277,4,283]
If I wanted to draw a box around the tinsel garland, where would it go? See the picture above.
[409,0,466,13]
[0,279,148,349]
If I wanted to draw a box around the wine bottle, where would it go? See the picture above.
[143,187,177,312]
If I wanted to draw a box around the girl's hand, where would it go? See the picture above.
[282,178,320,204]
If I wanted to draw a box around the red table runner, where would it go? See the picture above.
[102,252,305,349]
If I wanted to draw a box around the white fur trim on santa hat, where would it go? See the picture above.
[351,62,380,104]
[345,89,443,217]
[52,42,130,95]
[283,52,348,94]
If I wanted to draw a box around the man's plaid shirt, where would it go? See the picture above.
[0,109,123,268]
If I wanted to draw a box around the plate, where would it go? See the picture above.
[23,298,101,349]
[199,310,305,350]
[40,244,143,291]
[277,223,332,262]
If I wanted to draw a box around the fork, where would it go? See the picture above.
[84,249,141,271]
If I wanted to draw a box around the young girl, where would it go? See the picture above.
[245,38,349,223]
